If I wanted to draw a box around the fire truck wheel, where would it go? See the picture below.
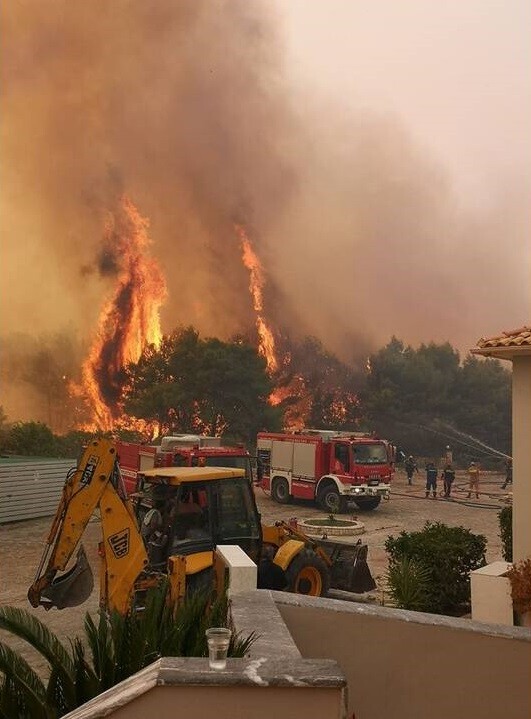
[285,549,330,597]
[354,496,381,511]
[271,477,291,504]
[317,485,348,514]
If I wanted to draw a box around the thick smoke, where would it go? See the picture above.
[1,0,528,424]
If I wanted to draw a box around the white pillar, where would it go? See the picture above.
[215,545,257,596]
[512,356,531,561]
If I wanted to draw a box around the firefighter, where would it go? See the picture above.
[404,455,418,485]
[467,462,480,499]
[425,462,438,499]
[441,464,455,498]
[501,458,512,489]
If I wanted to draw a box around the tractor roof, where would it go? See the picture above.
[139,466,245,485]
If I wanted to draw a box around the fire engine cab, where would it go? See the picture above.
[117,435,253,496]
[257,429,394,512]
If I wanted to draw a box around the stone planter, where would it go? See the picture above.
[296,517,365,537]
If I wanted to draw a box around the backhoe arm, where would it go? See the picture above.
[28,437,143,611]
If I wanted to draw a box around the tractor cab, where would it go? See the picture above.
[134,466,262,566]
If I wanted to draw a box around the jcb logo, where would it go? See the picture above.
[81,455,99,486]
[108,529,130,559]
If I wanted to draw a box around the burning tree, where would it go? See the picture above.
[74,197,167,431]
[122,327,281,443]
[270,336,364,431]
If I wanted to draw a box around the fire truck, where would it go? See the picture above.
[117,435,253,495]
[256,429,394,512]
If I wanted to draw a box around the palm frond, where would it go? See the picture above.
[70,638,100,705]
[0,606,73,679]
[0,641,50,719]
[84,612,115,690]
[230,630,259,658]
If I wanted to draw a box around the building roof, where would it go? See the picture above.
[471,326,531,359]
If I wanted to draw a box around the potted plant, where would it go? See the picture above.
[507,558,531,627]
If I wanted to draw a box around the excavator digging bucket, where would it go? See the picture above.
[327,541,377,594]
[41,546,94,609]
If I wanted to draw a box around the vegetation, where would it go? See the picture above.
[507,558,531,617]
[1,334,511,462]
[0,582,256,719]
[385,557,432,611]
[364,338,511,463]
[498,506,513,562]
[385,522,487,615]
[123,327,281,443]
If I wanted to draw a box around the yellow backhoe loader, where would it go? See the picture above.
[28,438,375,615]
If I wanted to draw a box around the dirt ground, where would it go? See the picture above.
[0,469,511,673]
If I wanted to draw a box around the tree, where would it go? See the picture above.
[452,355,511,458]
[1,332,84,434]
[123,327,280,443]
[5,422,58,457]
[0,406,9,454]
[362,338,510,462]
[273,336,364,430]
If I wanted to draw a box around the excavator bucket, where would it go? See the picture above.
[325,540,377,594]
[40,546,94,610]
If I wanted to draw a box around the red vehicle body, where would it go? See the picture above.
[257,429,394,512]
[117,435,253,496]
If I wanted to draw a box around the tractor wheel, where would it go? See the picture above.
[317,485,348,514]
[354,496,381,511]
[271,477,290,504]
[285,549,330,597]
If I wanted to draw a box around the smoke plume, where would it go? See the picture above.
[1,0,527,425]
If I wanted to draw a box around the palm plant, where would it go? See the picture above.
[0,582,257,718]
[385,557,432,611]
[0,606,98,718]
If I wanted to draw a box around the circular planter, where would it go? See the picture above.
[296,516,365,537]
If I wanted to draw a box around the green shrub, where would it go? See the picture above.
[385,557,431,611]
[498,506,512,562]
[385,521,487,615]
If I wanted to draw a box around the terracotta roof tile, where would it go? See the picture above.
[476,326,531,349]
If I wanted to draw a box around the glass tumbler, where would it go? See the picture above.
[205,627,232,670]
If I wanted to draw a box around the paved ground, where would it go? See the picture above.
[0,469,511,674]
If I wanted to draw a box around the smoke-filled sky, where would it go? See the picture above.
[1,0,529,378]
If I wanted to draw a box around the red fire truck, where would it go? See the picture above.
[117,435,253,495]
[256,429,394,512]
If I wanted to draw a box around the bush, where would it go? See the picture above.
[385,557,431,611]
[507,558,531,617]
[385,521,487,615]
[498,506,512,562]
[5,421,58,457]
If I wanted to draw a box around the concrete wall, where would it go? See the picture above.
[512,356,531,561]
[106,685,343,719]
[276,593,531,719]
[63,657,347,719]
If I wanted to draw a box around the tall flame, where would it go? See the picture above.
[78,196,167,430]
[235,224,278,374]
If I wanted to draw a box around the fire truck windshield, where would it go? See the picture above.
[201,456,251,482]
[353,443,388,465]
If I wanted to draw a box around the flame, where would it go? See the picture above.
[235,224,278,374]
[76,196,167,430]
